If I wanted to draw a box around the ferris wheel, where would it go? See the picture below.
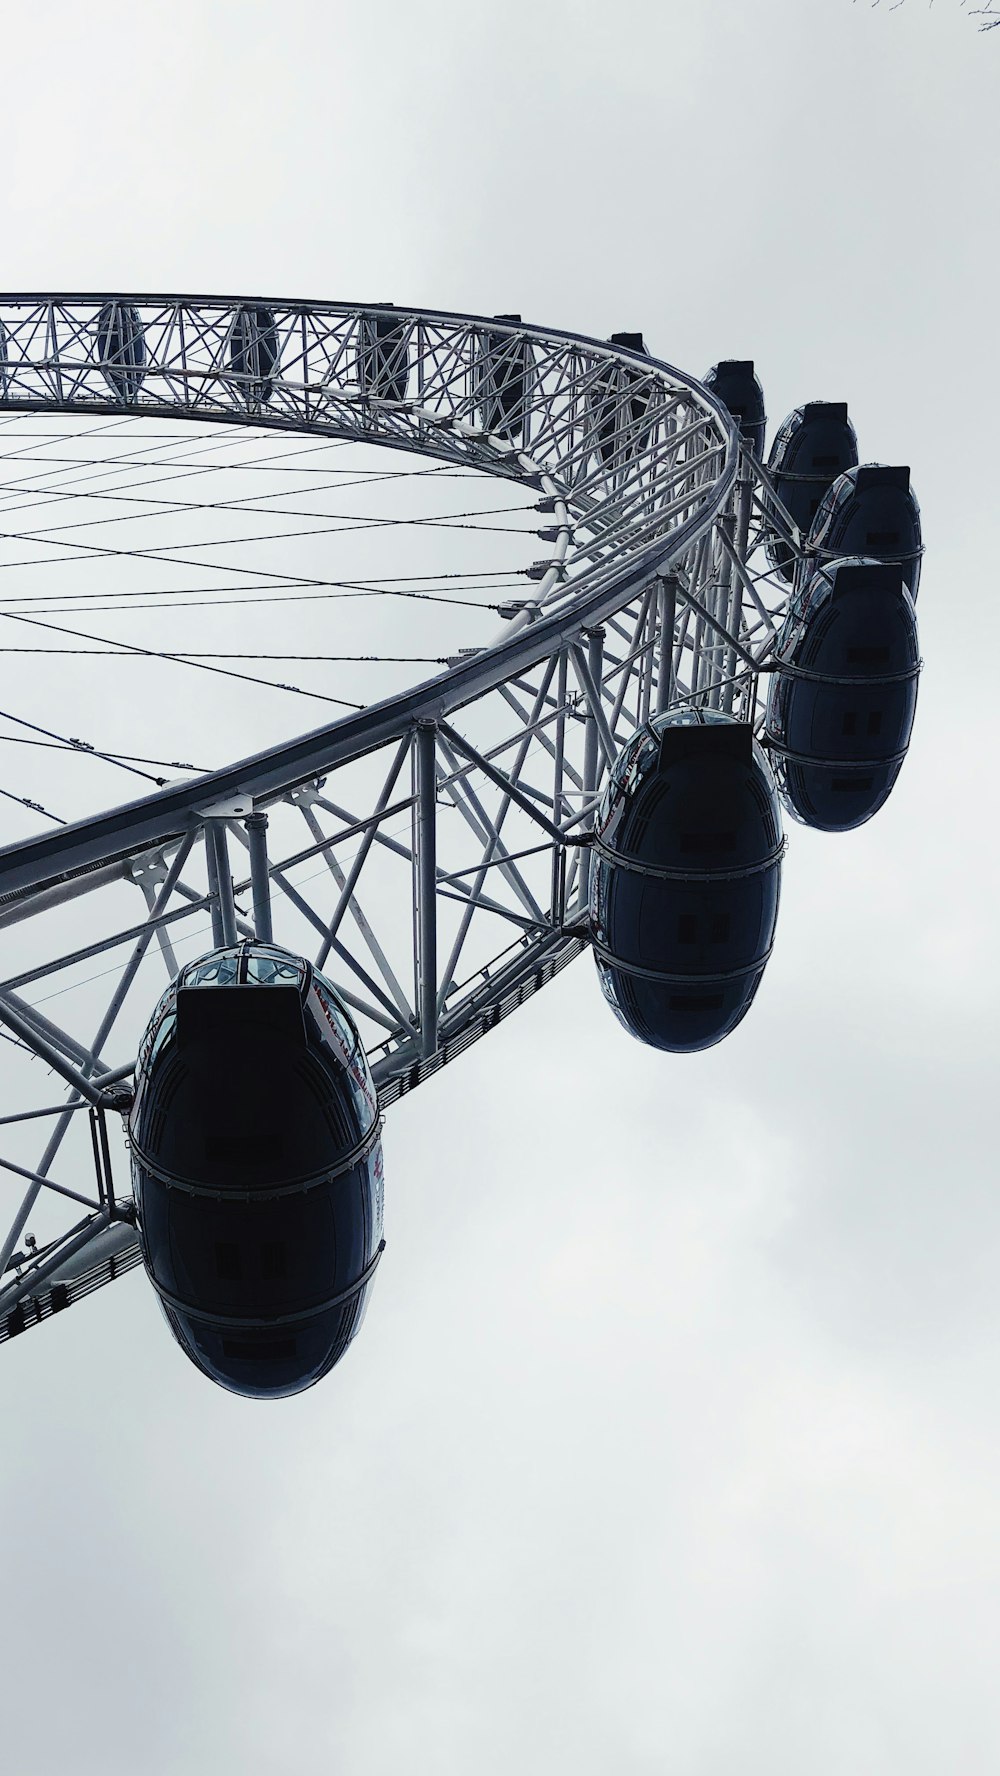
[0,297,923,1396]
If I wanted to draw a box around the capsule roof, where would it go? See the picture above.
[703,360,766,456]
[179,942,306,992]
[809,464,922,600]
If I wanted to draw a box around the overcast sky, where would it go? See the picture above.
[2,3,999,1773]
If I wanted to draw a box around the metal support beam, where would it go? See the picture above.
[0,1151,101,1212]
[296,802,414,1024]
[0,1210,111,1317]
[3,991,113,1076]
[606,588,655,738]
[435,736,547,925]
[678,582,757,671]
[414,724,438,1057]
[436,661,559,1013]
[134,868,180,981]
[244,812,273,943]
[722,479,752,714]
[655,573,678,714]
[497,682,584,791]
[579,626,606,904]
[0,1001,112,1107]
[315,737,410,970]
[550,650,568,925]
[715,516,778,642]
[173,875,255,941]
[640,592,656,725]
[205,835,225,947]
[710,514,737,710]
[571,633,617,775]
[0,832,194,1280]
[437,720,565,845]
[206,822,238,947]
[268,864,415,1032]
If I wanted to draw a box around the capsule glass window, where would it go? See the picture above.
[245,954,303,986]
[184,952,241,988]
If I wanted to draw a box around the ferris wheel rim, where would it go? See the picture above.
[0,306,924,1355]
[0,294,739,902]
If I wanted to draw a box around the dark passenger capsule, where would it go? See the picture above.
[229,305,278,405]
[129,943,384,1399]
[765,557,920,832]
[474,313,532,441]
[808,464,922,601]
[589,711,783,1053]
[356,308,410,402]
[703,360,766,457]
[96,302,146,401]
[593,332,652,470]
[765,402,858,580]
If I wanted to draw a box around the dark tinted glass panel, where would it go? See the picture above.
[222,1337,297,1361]
[205,1132,282,1163]
[847,645,891,665]
[680,831,736,853]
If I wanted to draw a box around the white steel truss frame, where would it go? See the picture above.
[0,296,801,1341]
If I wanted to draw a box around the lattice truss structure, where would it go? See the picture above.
[0,297,803,1341]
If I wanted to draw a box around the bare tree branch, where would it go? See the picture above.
[855,0,1000,28]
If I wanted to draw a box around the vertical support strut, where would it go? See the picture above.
[727,464,754,717]
[710,513,736,712]
[88,1105,116,1213]
[639,589,656,726]
[685,530,711,701]
[655,573,678,715]
[579,626,605,905]
[550,649,568,926]
[205,824,225,948]
[244,811,273,943]
[414,723,438,1058]
[206,822,238,948]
